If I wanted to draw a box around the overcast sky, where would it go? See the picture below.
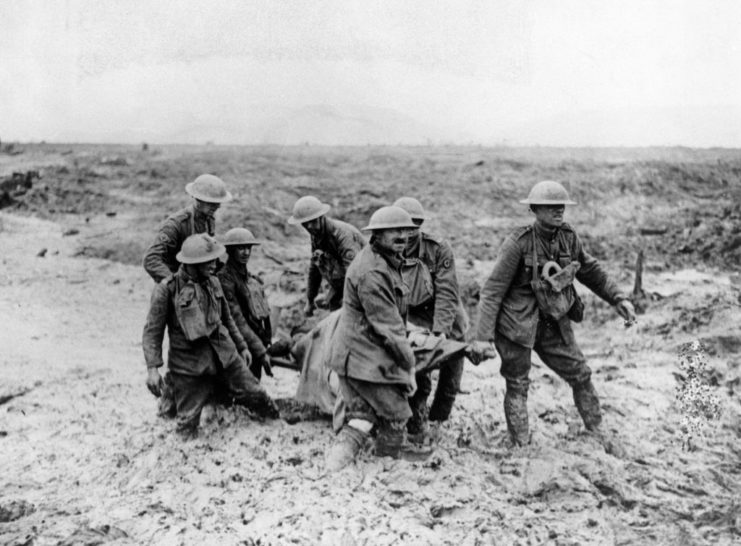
[2,0,741,146]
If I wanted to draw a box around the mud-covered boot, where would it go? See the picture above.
[376,420,432,462]
[503,390,530,447]
[572,380,603,432]
[406,399,429,445]
[242,392,280,419]
[376,420,405,458]
[572,381,625,457]
[326,426,369,472]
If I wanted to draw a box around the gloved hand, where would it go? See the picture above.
[146,368,164,397]
[257,353,274,377]
[304,301,316,317]
[616,299,637,327]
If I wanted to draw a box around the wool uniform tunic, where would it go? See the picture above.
[143,205,215,283]
[306,217,365,311]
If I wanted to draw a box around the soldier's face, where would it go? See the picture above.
[302,218,322,236]
[533,205,565,228]
[231,245,252,265]
[193,259,218,279]
[407,219,422,239]
[194,199,220,218]
[375,228,408,254]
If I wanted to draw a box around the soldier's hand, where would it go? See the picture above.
[466,340,498,366]
[616,299,637,327]
[258,353,274,377]
[146,368,164,398]
[240,349,252,366]
[304,301,316,317]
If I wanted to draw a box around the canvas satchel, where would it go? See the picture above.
[530,230,581,321]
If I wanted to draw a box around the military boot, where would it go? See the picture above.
[572,380,602,432]
[572,381,626,457]
[503,389,530,446]
[326,426,369,472]
[376,420,433,462]
[406,398,429,445]
[243,392,280,420]
[376,420,405,458]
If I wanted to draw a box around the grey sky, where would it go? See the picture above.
[2,0,741,146]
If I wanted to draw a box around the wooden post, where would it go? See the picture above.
[632,249,644,299]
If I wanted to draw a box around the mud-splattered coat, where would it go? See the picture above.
[476,222,626,347]
[328,243,415,384]
[142,268,247,376]
[402,231,467,340]
[143,205,215,283]
[306,217,365,305]
[218,259,272,359]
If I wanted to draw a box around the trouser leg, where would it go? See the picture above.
[495,335,532,446]
[429,356,464,422]
[534,318,601,431]
[170,373,214,437]
[337,376,428,460]
[157,371,177,418]
[406,372,432,435]
[220,356,279,419]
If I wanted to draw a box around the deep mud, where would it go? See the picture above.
[1,145,740,545]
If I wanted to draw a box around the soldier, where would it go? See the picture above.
[143,233,279,438]
[143,174,232,283]
[143,174,232,417]
[393,197,468,442]
[325,206,430,471]
[473,181,636,451]
[218,228,273,381]
[287,196,365,315]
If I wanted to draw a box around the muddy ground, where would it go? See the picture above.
[1,144,740,545]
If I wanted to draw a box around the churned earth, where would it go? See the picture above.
[0,144,740,545]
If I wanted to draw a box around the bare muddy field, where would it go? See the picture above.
[1,144,740,545]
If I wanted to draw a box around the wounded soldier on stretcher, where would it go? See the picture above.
[272,310,496,428]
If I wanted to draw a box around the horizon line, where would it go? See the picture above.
[5,140,741,151]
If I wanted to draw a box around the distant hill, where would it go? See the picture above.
[42,104,741,147]
[156,104,460,146]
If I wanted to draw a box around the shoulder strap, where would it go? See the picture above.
[531,229,538,283]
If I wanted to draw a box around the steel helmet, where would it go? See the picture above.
[519,180,576,205]
[362,205,418,231]
[287,196,331,225]
[185,174,233,203]
[176,233,226,264]
[392,197,425,221]
[220,227,261,246]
